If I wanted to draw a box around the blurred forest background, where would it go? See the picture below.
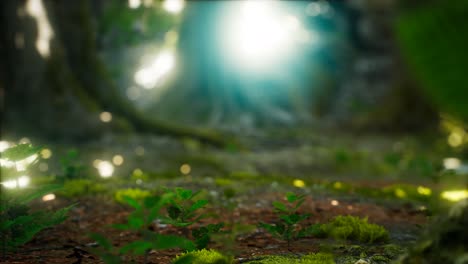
[1,1,468,262]
[1,0,468,175]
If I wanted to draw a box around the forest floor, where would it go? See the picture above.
[1,128,458,263]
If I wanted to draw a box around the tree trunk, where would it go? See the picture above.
[1,0,228,147]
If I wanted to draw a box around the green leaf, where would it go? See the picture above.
[122,195,141,210]
[167,205,182,220]
[176,188,193,200]
[153,234,195,251]
[89,233,113,250]
[128,214,144,229]
[286,192,298,203]
[143,196,160,209]
[189,199,208,213]
[2,144,41,162]
[293,198,305,211]
[46,203,75,226]
[119,241,153,255]
[259,222,283,238]
[272,201,287,212]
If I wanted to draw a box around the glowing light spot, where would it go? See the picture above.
[100,112,112,122]
[128,0,141,9]
[395,188,407,198]
[39,162,48,172]
[133,168,143,177]
[221,1,308,71]
[2,180,17,189]
[417,186,432,196]
[333,182,343,189]
[26,0,53,57]
[0,141,10,152]
[285,15,300,31]
[42,193,55,202]
[18,176,30,188]
[180,163,191,175]
[331,200,339,206]
[16,154,38,171]
[97,161,114,178]
[163,0,185,14]
[19,137,31,144]
[293,179,305,188]
[441,190,468,202]
[135,146,145,156]
[136,179,143,185]
[134,50,175,89]
[93,159,102,168]
[112,155,124,166]
[443,157,461,170]
[0,159,15,168]
[227,2,286,65]
[448,132,463,147]
[40,148,52,159]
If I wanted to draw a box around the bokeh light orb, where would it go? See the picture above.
[163,0,185,14]
[219,1,310,72]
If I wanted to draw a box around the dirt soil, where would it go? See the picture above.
[1,190,427,264]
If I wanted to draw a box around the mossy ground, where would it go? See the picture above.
[5,130,463,263]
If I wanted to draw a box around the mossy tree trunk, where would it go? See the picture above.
[1,0,227,146]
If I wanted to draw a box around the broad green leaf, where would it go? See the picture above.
[2,144,41,162]
[293,199,305,211]
[286,192,298,203]
[176,188,192,200]
[119,241,153,255]
[89,233,113,250]
[189,199,208,213]
[272,201,287,212]
[128,215,144,229]
[122,195,141,210]
[167,205,182,220]
[153,234,195,251]
[143,196,160,209]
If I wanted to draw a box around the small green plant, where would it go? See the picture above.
[172,249,234,264]
[163,187,208,227]
[321,215,389,243]
[259,193,316,250]
[90,193,195,264]
[162,187,224,249]
[0,185,73,257]
[0,144,74,258]
[245,252,335,264]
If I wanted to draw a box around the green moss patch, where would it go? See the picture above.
[172,249,233,264]
[114,188,152,204]
[58,179,106,197]
[321,216,389,243]
[245,253,335,264]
